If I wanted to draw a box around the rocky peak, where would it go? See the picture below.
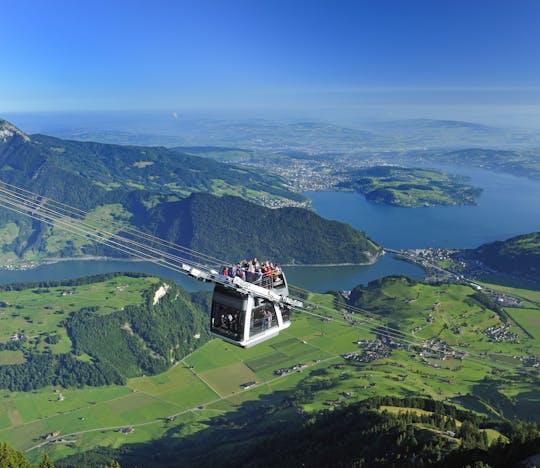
[0,119,31,144]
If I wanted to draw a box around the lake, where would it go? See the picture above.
[0,254,424,294]
[306,166,540,249]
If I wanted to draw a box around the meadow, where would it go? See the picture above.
[0,276,538,464]
[0,274,159,357]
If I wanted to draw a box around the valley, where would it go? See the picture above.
[0,274,537,466]
[0,117,539,466]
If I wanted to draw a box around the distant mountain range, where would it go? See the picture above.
[407,148,540,180]
[6,112,540,152]
[0,118,380,265]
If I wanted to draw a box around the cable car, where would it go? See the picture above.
[182,263,301,348]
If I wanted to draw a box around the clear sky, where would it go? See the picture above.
[2,0,540,121]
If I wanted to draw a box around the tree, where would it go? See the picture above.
[0,441,31,468]
[39,452,55,468]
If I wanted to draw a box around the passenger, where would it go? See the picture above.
[255,268,263,284]
[247,261,256,283]
[264,262,273,277]
[236,267,245,281]
[222,266,229,277]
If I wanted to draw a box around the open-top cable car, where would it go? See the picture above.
[182,263,302,348]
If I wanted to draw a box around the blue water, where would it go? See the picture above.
[306,166,540,249]
[0,255,424,294]
[0,260,212,292]
[286,254,424,292]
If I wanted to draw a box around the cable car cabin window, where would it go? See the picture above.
[281,306,290,323]
[249,299,277,338]
[211,302,244,341]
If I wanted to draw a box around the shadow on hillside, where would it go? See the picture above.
[57,384,308,467]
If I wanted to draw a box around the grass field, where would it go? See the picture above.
[0,276,538,464]
[479,282,540,304]
[0,274,159,356]
[506,307,540,340]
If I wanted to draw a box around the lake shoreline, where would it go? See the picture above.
[1,251,384,272]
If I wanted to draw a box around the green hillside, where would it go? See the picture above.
[467,232,540,280]
[472,232,540,282]
[339,166,482,207]
[0,119,380,266]
[149,193,381,264]
[0,273,210,391]
[0,275,534,466]
[0,119,303,205]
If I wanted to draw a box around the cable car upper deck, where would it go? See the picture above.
[181,262,303,309]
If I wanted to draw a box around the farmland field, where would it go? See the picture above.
[0,276,538,464]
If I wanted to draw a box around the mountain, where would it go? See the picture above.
[367,119,540,149]
[471,232,540,282]
[0,119,380,266]
[410,148,540,180]
[148,192,380,264]
[0,120,303,206]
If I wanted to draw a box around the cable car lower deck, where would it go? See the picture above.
[210,284,291,348]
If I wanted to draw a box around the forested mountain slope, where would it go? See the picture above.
[0,273,210,391]
[0,119,380,265]
[471,232,540,281]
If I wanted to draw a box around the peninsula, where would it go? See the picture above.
[338,166,482,208]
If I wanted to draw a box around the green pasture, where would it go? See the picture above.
[505,307,540,340]
[0,275,158,350]
[45,204,131,255]
[3,277,540,463]
[479,282,540,304]
[0,222,19,245]
[0,351,25,365]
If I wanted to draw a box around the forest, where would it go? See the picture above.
[55,396,540,468]
[0,273,211,391]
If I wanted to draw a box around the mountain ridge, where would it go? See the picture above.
[0,118,380,266]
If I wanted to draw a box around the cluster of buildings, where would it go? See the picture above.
[10,332,25,342]
[240,381,257,390]
[344,338,394,363]
[521,355,539,367]
[254,195,311,209]
[483,324,519,342]
[419,339,467,361]
[116,427,134,434]
[274,362,308,376]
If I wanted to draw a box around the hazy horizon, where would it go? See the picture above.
[2,0,540,129]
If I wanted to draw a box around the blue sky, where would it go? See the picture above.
[2,0,540,121]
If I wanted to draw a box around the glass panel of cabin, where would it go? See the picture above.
[260,273,287,291]
[272,273,286,289]
[281,305,290,323]
[249,300,277,338]
[211,301,244,341]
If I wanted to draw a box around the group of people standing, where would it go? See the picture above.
[221,258,282,286]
